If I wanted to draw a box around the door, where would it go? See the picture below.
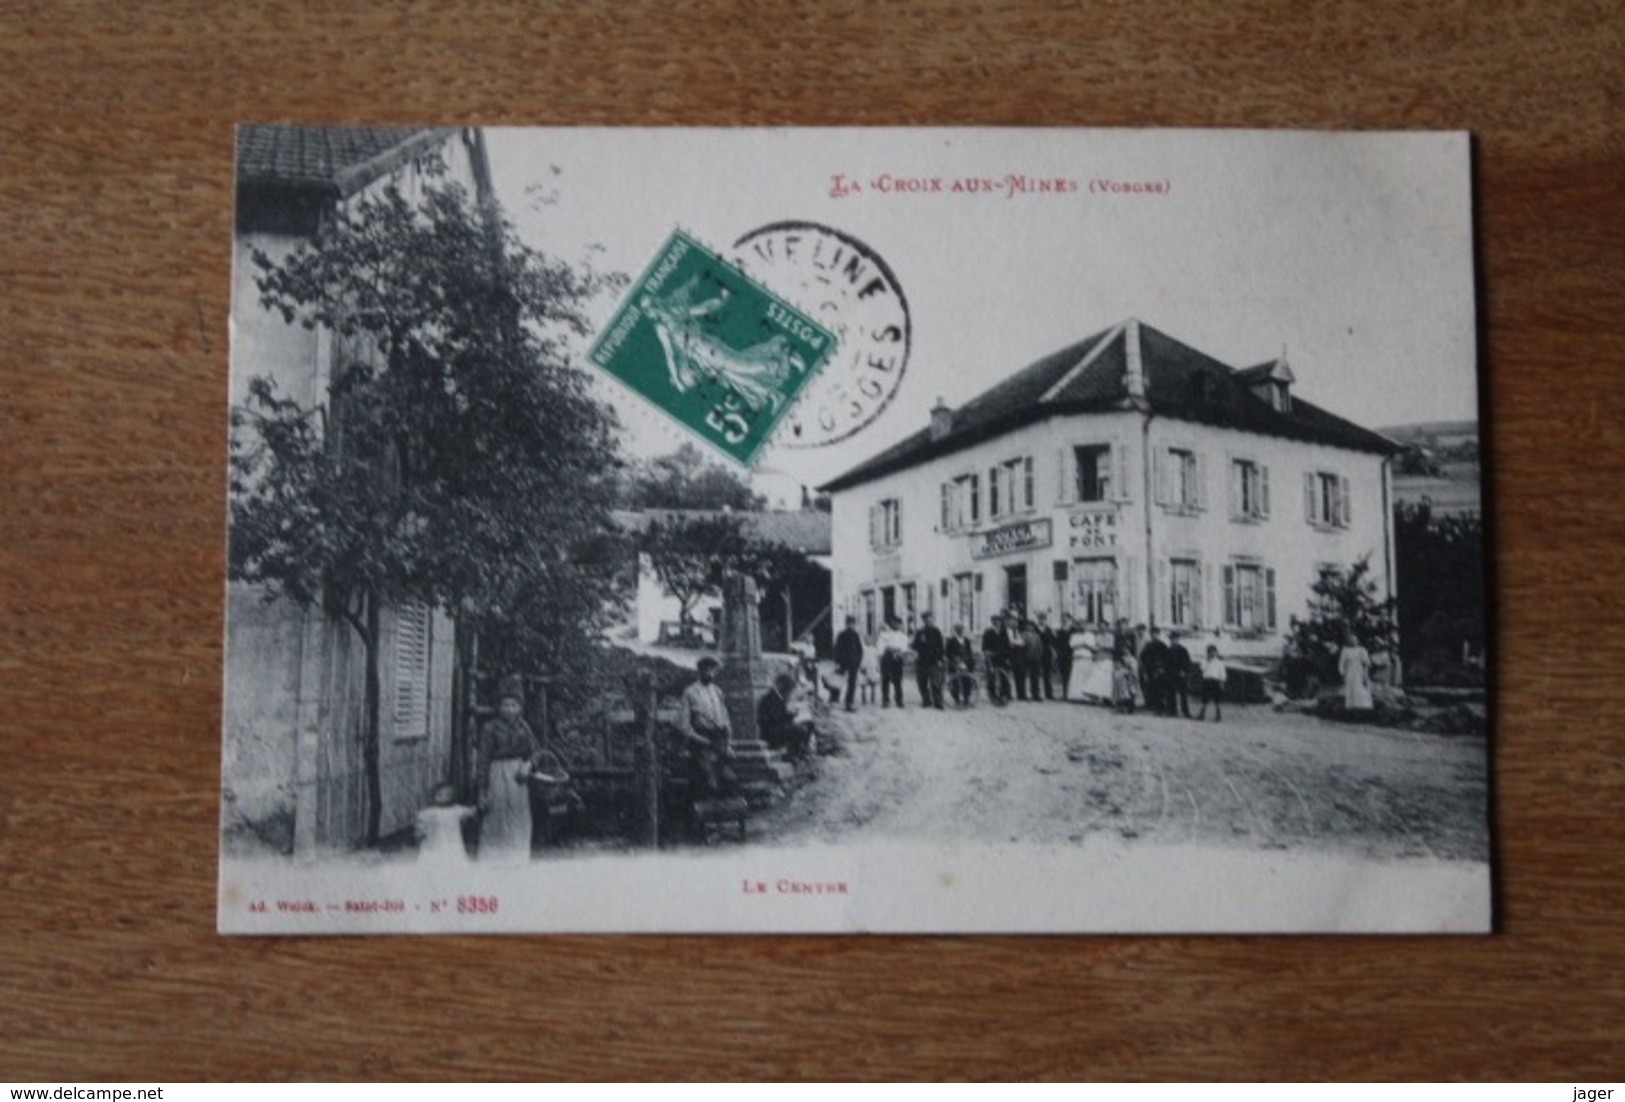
[1004,563,1027,617]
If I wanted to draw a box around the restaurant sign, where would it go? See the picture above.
[972,518,1053,559]
[1067,507,1119,550]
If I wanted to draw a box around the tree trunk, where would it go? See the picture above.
[362,593,383,847]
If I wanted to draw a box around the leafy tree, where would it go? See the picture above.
[229,158,625,845]
[622,443,765,511]
[1284,554,1398,692]
[638,513,819,636]
[1394,501,1485,682]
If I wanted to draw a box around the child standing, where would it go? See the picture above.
[1112,653,1138,714]
[1196,645,1227,721]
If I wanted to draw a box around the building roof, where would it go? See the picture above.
[821,319,1398,493]
[237,125,455,197]
[611,509,832,556]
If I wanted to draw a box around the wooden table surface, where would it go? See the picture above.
[2,0,1621,1082]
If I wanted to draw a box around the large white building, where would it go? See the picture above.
[820,319,1400,665]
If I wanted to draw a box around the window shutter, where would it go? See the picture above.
[1228,460,1240,518]
[1195,454,1208,510]
[1121,554,1137,620]
[970,473,980,522]
[1194,561,1207,629]
[1152,448,1167,506]
[1156,557,1169,623]
[1340,476,1352,527]
[1259,466,1271,518]
[1223,565,1236,628]
[1304,472,1316,524]
[1024,456,1035,510]
[940,482,950,531]
[988,466,1000,517]
[392,602,432,739]
[892,500,902,544]
[1115,444,1132,502]
[1266,568,1278,629]
[1057,448,1074,505]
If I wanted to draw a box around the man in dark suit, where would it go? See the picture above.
[1036,611,1058,700]
[1139,628,1171,716]
[758,672,813,762]
[946,622,977,705]
[833,614,864,712]
[981,614,1011,704]
[912,611,946,710]
[1166,631,1194,718]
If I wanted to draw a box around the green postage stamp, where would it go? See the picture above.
[587,230,838,466]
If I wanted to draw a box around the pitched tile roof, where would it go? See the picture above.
[821,319,1397,492]
[611,509,833,555]
[236,125,453,197]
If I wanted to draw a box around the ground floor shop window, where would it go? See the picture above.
[1072,557,1117,626]
[1169,558,1202,629]
[1223,561,1276,633]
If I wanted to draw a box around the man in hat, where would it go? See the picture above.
[981,613,1011,704]
[676,656,734,796]
[912,611,946,710]
[758,671,815,763]
[833,614,865,712]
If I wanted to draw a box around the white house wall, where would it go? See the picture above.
[831,409,1390,663]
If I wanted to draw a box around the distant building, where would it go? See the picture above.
[226,127,494,853]
[613,509,832,653]
[820,319,1400,663]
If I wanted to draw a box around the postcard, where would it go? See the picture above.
[221,126,1489,933]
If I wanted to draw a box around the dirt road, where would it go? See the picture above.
[759,696,1490,862]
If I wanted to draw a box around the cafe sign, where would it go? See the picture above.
[972,518,1053,559]
[1067,507,1119,550]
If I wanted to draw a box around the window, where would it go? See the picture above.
[1072,558,1118,626]
[1229,458,1271,521]
[881,585,897,625]
[940,472,981,531]
[861,590,877,638]
[1169,558,1202,628]
[901,582,917,625]
[869,498,903,549]
[1305,471,1352,529]
[989,456,1035,519]
[1074,444,1113,503]
[392,602,432,740]
[1156,447,1204,512]
[954,572,978,631]
[1222,562,1277,633]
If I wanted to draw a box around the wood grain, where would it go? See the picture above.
[2,0,1622,1081]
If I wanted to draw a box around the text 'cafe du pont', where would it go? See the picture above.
[819,319,1400,664]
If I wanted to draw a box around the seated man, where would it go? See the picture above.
[758,672,815,763]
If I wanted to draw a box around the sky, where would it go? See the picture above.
[485,128,1479,490]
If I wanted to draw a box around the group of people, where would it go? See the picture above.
[830,610,1232,720]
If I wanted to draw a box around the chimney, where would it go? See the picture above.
[930,398,954,441]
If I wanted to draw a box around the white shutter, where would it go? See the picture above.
[1304,472,1316,524]
[1057,447,1074,505]
[1260,465,1271,518]
[940,482,950,531]
[1340,475,1352,527]
[392,602,431,739]
[1115,444,1132,503]
[1122,554,1138,621]
[1195,454,1208,511]
[1155,557,1169,624]
[1222,565,1236,628]
[1194,561,1208,629]
[1229,460,1240,518]
[1152,448,1167,506]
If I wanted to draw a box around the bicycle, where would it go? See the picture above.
[947,661,980,708]
[982,663,1016,708]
